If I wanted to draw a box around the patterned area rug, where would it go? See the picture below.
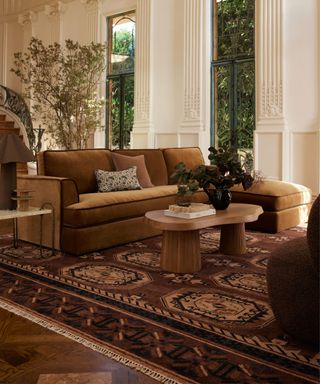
[0,227,318,384]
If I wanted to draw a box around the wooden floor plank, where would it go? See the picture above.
[0,219,158,383]
[0,308,158,384]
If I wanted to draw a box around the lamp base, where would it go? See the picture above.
[0,163,17,210]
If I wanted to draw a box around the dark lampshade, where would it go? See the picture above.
[0,134,35,210]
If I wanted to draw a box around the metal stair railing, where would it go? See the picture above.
[0,84,35,149]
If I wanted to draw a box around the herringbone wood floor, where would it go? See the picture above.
[0,220,158,384]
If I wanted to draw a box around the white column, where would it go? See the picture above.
[0,22,6,84]
[179,0,210,154]
[181,0,202,125]
[17,11,37,96]
[81,0,101,43]
[18,10,37,51]
[81,0,105,147]
[44,1,65,44]
[131,0,154,148]
[255,0,288,180]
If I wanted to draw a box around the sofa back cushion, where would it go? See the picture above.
[37,147,205,192]
[162,147,205,184]
[111,152,154,188]
[113,149,168,186]
[38,149,114,193]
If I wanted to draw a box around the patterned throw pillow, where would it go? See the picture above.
[95,167,142,192]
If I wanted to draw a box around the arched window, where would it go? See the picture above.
[106,11,135,149]
[212,0,255,151]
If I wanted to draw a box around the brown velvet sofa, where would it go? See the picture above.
[18,147,207,255]
[17,147,312,255]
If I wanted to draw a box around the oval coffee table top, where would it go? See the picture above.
[145,203,263,231]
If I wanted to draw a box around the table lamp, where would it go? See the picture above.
[0,134,35,210]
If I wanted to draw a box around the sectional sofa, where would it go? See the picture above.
[17,147,312,255]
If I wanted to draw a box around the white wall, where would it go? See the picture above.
[283,0,319,193]
[255,0,319,194]
[0,20,23,88]
[152,0,183,143]
[0,0,319,193]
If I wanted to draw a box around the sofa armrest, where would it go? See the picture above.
[17,175,79,250]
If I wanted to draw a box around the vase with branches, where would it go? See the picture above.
[11,38,106,149]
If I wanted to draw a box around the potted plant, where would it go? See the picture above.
[171,147,255,210]
[171,163,201,207]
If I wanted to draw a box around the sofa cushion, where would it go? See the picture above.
[111,152,153,188]
[95,167,141,192]
[63,186,207,228]
[113,149,168,186]
[162,147,205,184]
[230,180,312,211]
[40,149,114,194]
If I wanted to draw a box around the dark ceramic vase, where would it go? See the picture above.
[203,184,232,210]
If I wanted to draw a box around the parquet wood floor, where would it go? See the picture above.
[0,221,158,384]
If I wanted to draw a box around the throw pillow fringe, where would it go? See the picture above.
[0,298,184,384]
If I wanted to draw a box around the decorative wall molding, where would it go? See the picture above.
[1,0,50,17]
[44,2,66,44]
[135,95,150,122]
[81,0,101,43]
[18,11,37,26]
[181,0,203,125]
[256,0,284,124]
[261,82,283,117]
[133,0,151,126]
[255,0,289,182]
[131,0,154,149]
[131,0,154,148]
[81,0,101,11]
[44,1,66,18]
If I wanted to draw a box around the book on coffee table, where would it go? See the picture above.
[164,203,216,219]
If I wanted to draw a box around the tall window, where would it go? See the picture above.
[106,11,135,149]
[212,0,255,150]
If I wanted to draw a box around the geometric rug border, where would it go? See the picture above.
[0,262,318,381]
[0,297,190,384]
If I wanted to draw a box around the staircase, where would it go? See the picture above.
[0,113,28,174]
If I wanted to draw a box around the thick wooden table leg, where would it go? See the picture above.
[161,230,201,273]
[220,223,246,255]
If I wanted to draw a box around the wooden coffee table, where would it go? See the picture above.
[145,204,263,273]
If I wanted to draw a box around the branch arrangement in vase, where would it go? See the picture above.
[11,38,106,150]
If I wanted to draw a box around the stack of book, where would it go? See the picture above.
[164,203,216,219]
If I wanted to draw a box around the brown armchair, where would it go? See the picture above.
[266,194,319,346]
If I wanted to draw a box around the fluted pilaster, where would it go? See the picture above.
[255,0,288,180]
[131,0,153,148]
[134,0,151,125]
[44,1,65,44]
[81,0,101,43]
[182,0,203,123]
[256,0,284,126]
[18,11,37,67]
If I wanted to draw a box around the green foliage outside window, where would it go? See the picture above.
[109,75,134,147]
[107,15,135,149]
[214,0,255,150]
[216,0,254,60]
